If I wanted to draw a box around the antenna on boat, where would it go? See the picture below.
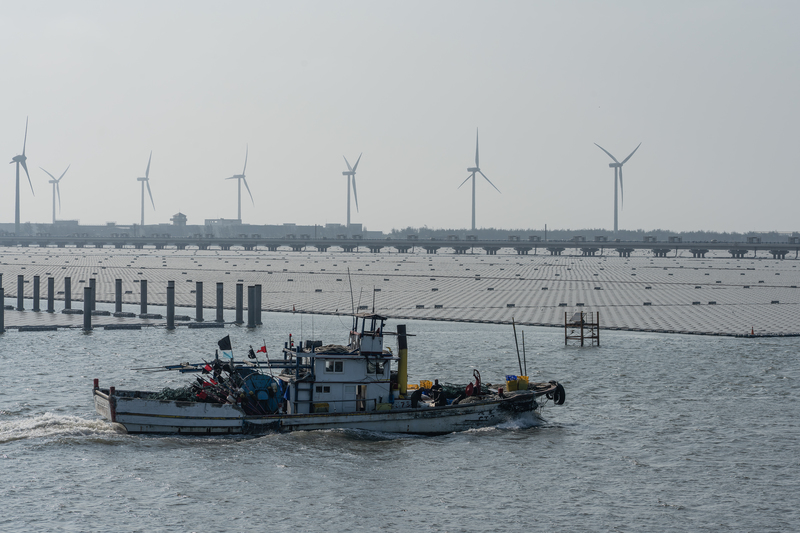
[347,267,356,330]
[521,330,527,376]
[372,285,376,314]
[511,317,523,376]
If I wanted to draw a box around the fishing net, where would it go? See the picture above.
[148,386,196,401]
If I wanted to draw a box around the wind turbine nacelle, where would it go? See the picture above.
[467,167,479,173]
[342,171,354,176]
[609,163,621,168]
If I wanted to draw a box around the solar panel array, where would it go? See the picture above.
[1,247,798,335]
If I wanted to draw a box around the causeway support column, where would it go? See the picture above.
[255,284,262,326]
[216,282,224,322]
[166,281,175,330]
[247,286,256,328]
[17,275,24,311]
[115,279,122,313]
[195,281,204,322]
[89,278,96,311]
[0,288,4,334]
[64,277,72,309]
[33,275,40,312]
[235,283,244,325]
[47,277,55,313]
[83,287,92,332]
[140,279,148,316]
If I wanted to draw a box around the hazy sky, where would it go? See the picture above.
[2,1,798,234]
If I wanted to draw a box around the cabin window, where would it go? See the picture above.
[315,385,331,393]
[367,361,385,375]
[325,360,344,373]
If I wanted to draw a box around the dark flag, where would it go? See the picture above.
[247,346,256,359]
[218,335,233,360]
[218,335,232,351]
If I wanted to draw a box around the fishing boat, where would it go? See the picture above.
[93,314,566,435]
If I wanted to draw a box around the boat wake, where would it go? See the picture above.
[0,413,120,444]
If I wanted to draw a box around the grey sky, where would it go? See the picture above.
[2,1,798,233]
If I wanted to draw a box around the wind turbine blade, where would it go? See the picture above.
[22,116,28,156]
[594,143,619,164]
[58,164,70,181]
[343,156,352,172]
[39,166,56,180]
[618,167,624,209]
[478,170,501,193]
[458,174,472,189]
[145,151,152,180]
[352,176,359,212]
[352,153,362,173]
[475,128,480,167]
[146,180,155,210]
[225,176,237,180]
[56,182,62,212]
[621,142,641,165]
[22,160,34,195]
[242,144,248,175]
[243,177,254,205]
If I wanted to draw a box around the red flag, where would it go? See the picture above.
[196,391,208,400]
[203,364,212,373]
[257,345,267,353]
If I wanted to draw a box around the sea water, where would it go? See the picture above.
[1,312,798,532]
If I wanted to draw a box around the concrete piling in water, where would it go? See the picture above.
[140,280,148,317]
[89,278,96,311]
[64,277,72,309]
[115,279,122,313]
[195,281,204,322]
[166,281,175,330]
[216,282,224,323]
[255,284,262,325]
[33,276,40,312]
[0,288,4,334]
[83,287,92,331]
[235,283,243,325]
[47,277,55,313]
[247,286,256,328]
[17,275,24,311]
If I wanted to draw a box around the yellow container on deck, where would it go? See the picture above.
[420,380,433,390]
[406,384,419,390]
[506,379,518,392]
[517,376,529,391]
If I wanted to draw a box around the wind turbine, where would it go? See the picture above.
[458,129,500,232]
[40,165,70,225]
[594,142,641,234]
[136,151,155,227]
[341,153,362,229]
[9,117,34,236]
[226,145,252,222]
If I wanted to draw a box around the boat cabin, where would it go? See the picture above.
[280,313,398,415]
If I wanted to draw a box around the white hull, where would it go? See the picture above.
[94,388,540,435]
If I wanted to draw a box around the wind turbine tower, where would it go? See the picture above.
[136,151,155,227]
[9,117,34,236]
[458,129,500,232]
[40,165,70,225]
[594,142,641,234]
[341,153,362,229]
[226,145,253,223]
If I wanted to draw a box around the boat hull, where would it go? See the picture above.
[94,388,540,435]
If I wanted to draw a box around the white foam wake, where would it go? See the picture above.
[0,413,118,444]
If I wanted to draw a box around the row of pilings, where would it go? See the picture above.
[0,273,263,333]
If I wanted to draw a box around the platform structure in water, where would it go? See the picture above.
[565,311,600,347]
